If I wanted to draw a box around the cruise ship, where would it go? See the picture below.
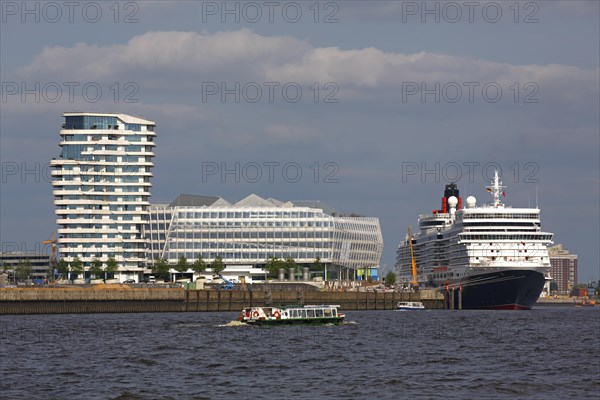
[396,172,553,309]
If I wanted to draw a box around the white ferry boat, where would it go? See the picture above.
[396,301,425,310]
[238,305,345,326]
[396,171,553,310]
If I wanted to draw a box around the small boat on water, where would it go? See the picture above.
[238,305,345,326]
[396,301,425,310]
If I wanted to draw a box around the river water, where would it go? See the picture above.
[1,307,598,399]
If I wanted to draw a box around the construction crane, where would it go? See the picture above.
[408,226,418,287]
[214,272,235,290]
[41,232,57,266]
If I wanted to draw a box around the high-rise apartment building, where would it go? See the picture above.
[548,244,578,294]
[50,113,156,274]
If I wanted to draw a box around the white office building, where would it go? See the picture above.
[146,194,384,282]
[49,112,383,282]
[50,112,156,273]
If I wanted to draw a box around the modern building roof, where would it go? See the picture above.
[63,112,155,125]
[164,194,342,215]
[266,197,284,206]
[211,197,233,207]
[234,194,278,208]
[0,252,50,257]
[169,194,220,207]
[290,200,340,216]
[548,244,578,258]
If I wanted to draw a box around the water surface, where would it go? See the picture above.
[1,307,598,399]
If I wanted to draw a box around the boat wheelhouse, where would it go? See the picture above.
[239,305,345,326]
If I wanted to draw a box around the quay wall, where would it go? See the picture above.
[0,287,445,315]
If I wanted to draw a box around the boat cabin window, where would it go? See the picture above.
[291,309,298,318]
[307,309,315,318]
[331,309,337,316]
[315,309,324,318]
[324,308,332,317]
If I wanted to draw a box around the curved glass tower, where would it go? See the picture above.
[50,112,156,276]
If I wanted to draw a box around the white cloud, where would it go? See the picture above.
[15,29,598,103]
[19,29,310,80]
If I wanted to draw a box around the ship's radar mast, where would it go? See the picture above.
[486,170,506,207]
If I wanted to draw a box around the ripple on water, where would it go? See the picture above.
[0,309,598,399]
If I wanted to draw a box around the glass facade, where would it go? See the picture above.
[64,115,117,130]
[146,199,383,275]
[50,113,156,272]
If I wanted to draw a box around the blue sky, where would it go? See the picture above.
[1,1,598,281]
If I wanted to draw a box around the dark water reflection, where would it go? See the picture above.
[1,307,599,399]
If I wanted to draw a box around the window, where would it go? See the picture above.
[62,144,87,159]
[64,115,117,130]
[125,124,142,131]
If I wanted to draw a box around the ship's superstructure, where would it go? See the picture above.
[396,172,553,309]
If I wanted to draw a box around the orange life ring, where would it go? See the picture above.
[252,311,259,318]
[273,310,281,319]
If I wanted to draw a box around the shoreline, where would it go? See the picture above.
[0,286,445,315]
[1,287,594,314]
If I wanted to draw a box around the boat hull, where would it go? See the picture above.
[455,269,545,310]
[246,317,345,326]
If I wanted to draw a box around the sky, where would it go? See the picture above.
[1,1,598,282]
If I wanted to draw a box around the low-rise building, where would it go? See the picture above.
[0,252,51,283]
[146,194,384,282]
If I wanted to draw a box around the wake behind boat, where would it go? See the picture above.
[238,305,345,326]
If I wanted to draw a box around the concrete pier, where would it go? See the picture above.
[0,287,445,315]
